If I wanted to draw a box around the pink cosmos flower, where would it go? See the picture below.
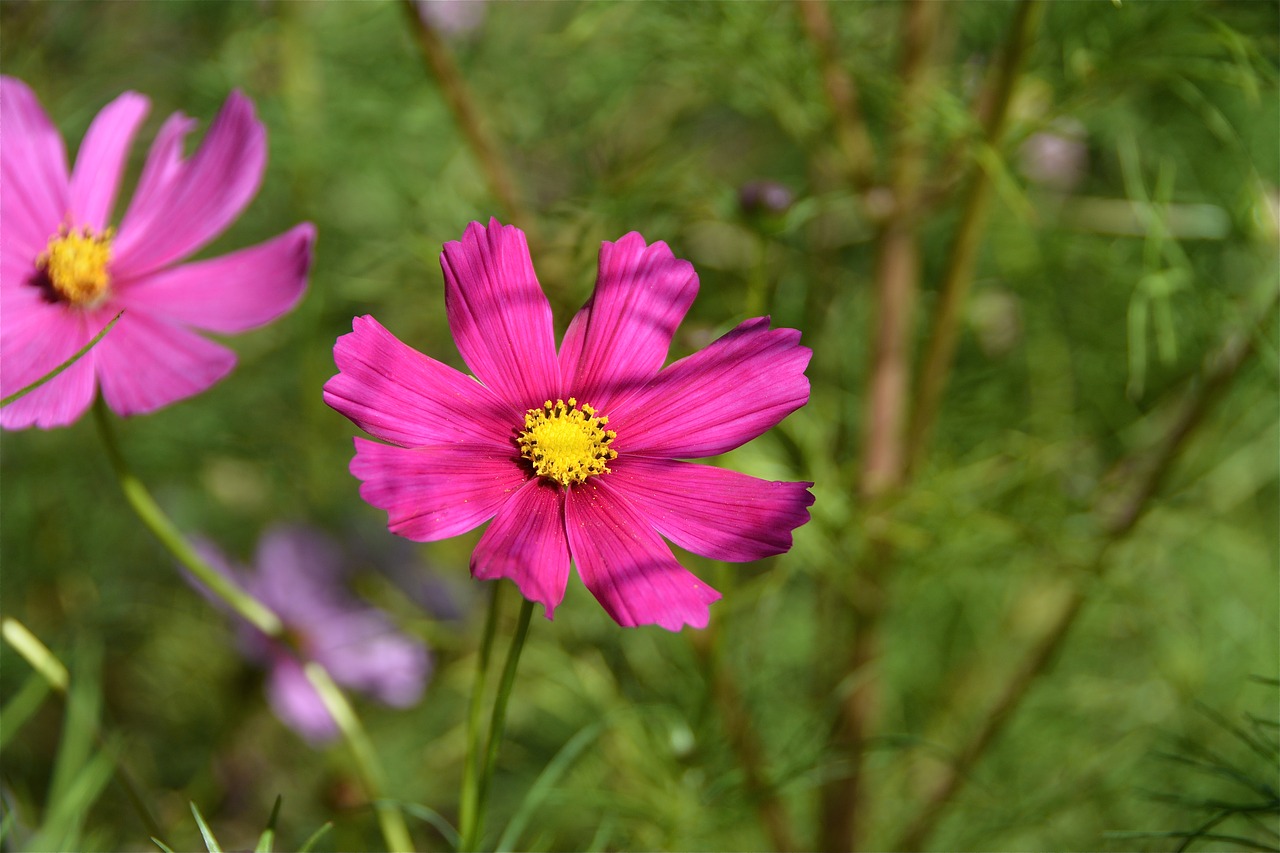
[324,219,813,631]
[1,77,314,430]
[193,525,432,744]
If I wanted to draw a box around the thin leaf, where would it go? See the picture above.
[0,673,51,752]
[152,837,178,853]
[496,722,603,853]
[400,801,461,850]
[0,311,123,408]
[298,821,333,853]
[191,802,224,853]
[255,795,283,853]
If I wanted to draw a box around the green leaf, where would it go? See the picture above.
[496,722,604,853]
[0,673,51,752]
[400,802,461,850]
[254,795,283,853]
[152,837,178,853]
[0,311,123,409]
[191,802,224,853]
[297,821,333,853]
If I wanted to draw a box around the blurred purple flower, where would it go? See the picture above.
[739,180,795,217]
[414,0,486,36]
[192,525,431,744]
[1019,119,1088,192]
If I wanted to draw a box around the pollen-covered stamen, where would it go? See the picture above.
[518,397,618,487]
[37,225,115,308]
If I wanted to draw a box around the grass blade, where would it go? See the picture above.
[495,722,603,853]
[0,310,123,408]
[191,802,224,853]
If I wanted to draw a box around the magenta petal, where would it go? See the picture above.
[610,317,811,458]
[94,312,236,416]
[69,91,149,231]
[0,307,99,430]
[607,457,813,562]
[558,232,699,412]
[325,315,521,448]
[350,438,527,542]
[266,655,339,743]
[564,480,720,631]
[471,478,570,619]
[115,223,314,333]
[112,91,266,279]
[1,77,69,259]
[440,219,560,407]
[115,112,196,238]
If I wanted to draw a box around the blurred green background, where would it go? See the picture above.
[1,1,1277,851]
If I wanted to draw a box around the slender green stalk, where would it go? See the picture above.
[92,398,282,638]
[458,582,506,852]
[0,312,123,409]
[2,618,70,693]
[93,399,411,852]
[305,664,414,853]
[474,597,535,842]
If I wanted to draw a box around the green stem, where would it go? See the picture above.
[1,312,123,409]
[475,597,535,840]
[306,664,415,853]
[93,398,282,638]
[458,582,506,852]
[92,398,411,852]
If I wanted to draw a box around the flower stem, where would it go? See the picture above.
[92,398,282,639]
[92,398,412,852]
[1,312,123,409]
[306,664,415,853]
[458,581,506,852]
[475,597,535,840]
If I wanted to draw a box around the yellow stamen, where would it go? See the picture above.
[37,226,114,308]
[518,397,617,487]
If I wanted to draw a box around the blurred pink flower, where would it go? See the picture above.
[1,77,314,430]
[325,219,814,631]
[194,525,432,744]
[414,0,487,36]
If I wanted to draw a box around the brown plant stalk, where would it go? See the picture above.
[401,0,536,235]
[794,0,878,188]
[819,3,943,850]
[906,0,1045,473]
[694,626,798,852]
[892,291,1279,851]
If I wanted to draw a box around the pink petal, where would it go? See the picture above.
[350,438,527,542]
[69,91,149,231]
[1,76,69,259]
[471,478,571,620]
[94,312,236,416]
[440,219,560,407]
[558,232,699,412]
[266,655,339,743]
[0,307,99,430]
[610,317,811,458]
[606,457,813,562]
[112,91,266,279]
[116,112,196,237]
[564,479,721,631]
[115,223,314,333]
[324,315,521,449]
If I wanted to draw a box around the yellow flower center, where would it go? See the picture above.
[37,226,114,308]
[518,398,617,487]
